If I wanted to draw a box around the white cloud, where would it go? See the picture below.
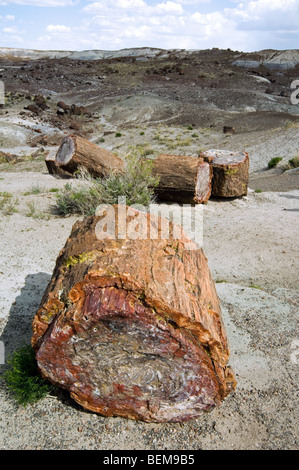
[156,2,184,14]
[3,26,18,33]
[6,0,297,52]
[227,0,299,29]
[82,0,146,14]
[0,14,15,20]
[46,24,71,33]
[116,0,146,8]
[79,1,246,51]
[0,0,75,6]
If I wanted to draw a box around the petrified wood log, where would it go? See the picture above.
[32,206,236,422]
[200,149,249,198]
[48,134,124,178]
[45,153,71,177]
[152,154,213,204]
[223,126,236,135]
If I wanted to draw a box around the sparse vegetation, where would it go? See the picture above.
[0,191,13,199]
[55,148,160,216]
[289,155,299,168]
[4,344,54,407]
[23,184,46,196]
[26,201,49,220]
[153,132,192,149]
[0,192,19,215]
[133,143,154,157]
[268,157,282,169]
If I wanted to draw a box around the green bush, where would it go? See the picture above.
[268,157,282,169]
[55,148,160,216]
[289,155,299,168]
[4,344,53,407]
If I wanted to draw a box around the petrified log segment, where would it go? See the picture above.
[223,126,235,134]
[50,134,124,177]
[200,149,249,198]
[195,157,213,204]
[32,206,236,422]
[152,154,213,204]
[45,153,71,177]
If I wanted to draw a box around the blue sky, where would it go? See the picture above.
[0,0,298,52]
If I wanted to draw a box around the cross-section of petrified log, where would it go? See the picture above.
[49,134,124,177]
[200,149,249,198]
[152,154,213,204]
[32,206,236,422]
[45,153,71,177]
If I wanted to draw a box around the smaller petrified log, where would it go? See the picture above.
[152,154,213,204]
[34,94,49,110]
[70,104,88,116]
[51,134,124,178]
[223,126,235,134]
[200,149,249,198]
[57,101,70,113]
[24,104,41,115]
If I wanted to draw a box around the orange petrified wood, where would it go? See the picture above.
[152,154,213,204]
[200,149,249,198]
[47,134,124,178]
[32,206,236,422]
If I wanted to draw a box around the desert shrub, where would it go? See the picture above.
[0,192,13,209]
[25,201,49,220]
[23,184,46,196]
[4,344,53,406]
[55,148,159,216]
[268,157,282,169]
[289,155,299,168]
[55,181,99,216]
[0,192,18,215]
[0,151,8,164]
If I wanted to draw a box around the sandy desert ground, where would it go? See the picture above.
[0,47,298,450]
